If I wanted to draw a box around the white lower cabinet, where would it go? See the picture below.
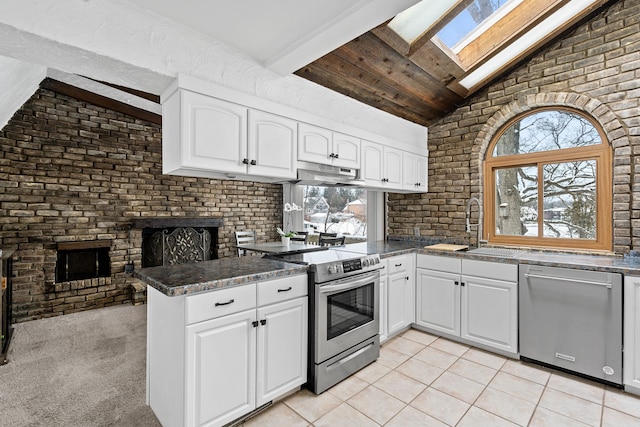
[256,297,308,405]
[386,254,415,337]
[624,275,640,394]
[186,309,256,427]
[416,255,518,356]
[147,274,307,427]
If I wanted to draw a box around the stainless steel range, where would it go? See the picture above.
[270,250,382,394]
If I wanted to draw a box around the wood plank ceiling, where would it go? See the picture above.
[295,0,612,127]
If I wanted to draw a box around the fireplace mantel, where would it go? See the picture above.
[132,217,224,229]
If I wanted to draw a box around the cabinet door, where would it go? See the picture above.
[415,269,460,336]
[248,110,297,179]
[333,132,360,169]
[402,152,418,190]
[182,90,248,174]
[383,146,403,189]
[625,275,640,392]
[256,297,308,406]
[416,154,428,191]
[361,141,384,186]
[461,275,517,354]
[387,271,414,336]
[186,309,256,427]
[298,123,332,165]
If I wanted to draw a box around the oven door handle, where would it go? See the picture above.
[319,271,380,295]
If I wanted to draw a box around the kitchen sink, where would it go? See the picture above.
[467,247,527,258]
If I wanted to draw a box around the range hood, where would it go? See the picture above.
[290,163,366,187]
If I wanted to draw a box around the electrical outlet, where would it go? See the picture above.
[413,226,420,237]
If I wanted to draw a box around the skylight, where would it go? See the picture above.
[388,0,461,45]
[437,0,522,52]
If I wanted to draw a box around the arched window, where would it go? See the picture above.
[484,107,612,251]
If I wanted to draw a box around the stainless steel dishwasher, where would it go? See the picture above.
[519,264,623,386]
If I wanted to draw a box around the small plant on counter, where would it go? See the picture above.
[276,227,297,238]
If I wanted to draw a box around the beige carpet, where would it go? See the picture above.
[0,304,161,426]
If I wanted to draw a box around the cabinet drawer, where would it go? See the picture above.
[462,259,517,281]
[258,275,307,307]
[387,254,412,274]
[417,254,461,274]
[186,283,257,325]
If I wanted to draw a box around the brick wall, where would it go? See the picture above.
[0,88,283,322]
[389,0,639,254]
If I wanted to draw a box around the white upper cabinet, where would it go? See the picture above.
[332,132,360,168]
[361,140,403,190]
[164,90,248,175]
[163,89,296,181]
[361,140,384,186]
[161,77,428,191]
[298,123,360,169]
[402,152,428,192]
[248,110,297,179]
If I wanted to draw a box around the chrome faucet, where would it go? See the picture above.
[466,197,484,247]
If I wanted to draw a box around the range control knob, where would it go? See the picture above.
[362,259,369,267]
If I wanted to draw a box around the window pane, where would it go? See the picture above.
[494,166,537,236]
[303,186,367,239]
[493,110,602,157]
[437,0,511,49]
[542,160,597,239]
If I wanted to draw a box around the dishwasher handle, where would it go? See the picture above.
[524,272,612,289]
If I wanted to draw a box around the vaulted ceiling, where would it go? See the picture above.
[0,0,615,131]
[295,0,612,126]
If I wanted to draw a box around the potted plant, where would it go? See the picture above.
[277,228,297,245]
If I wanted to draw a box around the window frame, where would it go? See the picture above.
[483,107,612,251]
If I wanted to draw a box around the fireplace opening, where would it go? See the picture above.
[56,240,111,283]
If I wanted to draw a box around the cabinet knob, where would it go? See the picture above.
[260,319,267,326]
[242,158,249,165]
[329,153,335,159]
[461,282,466,287]
[252,321,259,327]
[334,153,339,159]
[250,160,257,166]
[454,281,459,286]
[405,276,409,280]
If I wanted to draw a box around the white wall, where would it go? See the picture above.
[0,56,46,130]
[0,0,427,148]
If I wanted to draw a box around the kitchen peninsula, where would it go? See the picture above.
[136,239,640,426]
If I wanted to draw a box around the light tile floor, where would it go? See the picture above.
[243,329,640,426]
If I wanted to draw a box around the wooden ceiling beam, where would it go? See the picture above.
[457,0,568,70]
[461,0,613,95]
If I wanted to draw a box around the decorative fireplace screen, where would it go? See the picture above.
[134,218,223,268]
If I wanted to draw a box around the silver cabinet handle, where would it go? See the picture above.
[524,273,612,289]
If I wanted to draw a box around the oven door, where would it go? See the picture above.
[315,270,379,363]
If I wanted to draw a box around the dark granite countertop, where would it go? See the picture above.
[135,240,640,297]
[341,240,640,275]
[134,256,308,296]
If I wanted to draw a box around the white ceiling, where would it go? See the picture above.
[118,0,420,74]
